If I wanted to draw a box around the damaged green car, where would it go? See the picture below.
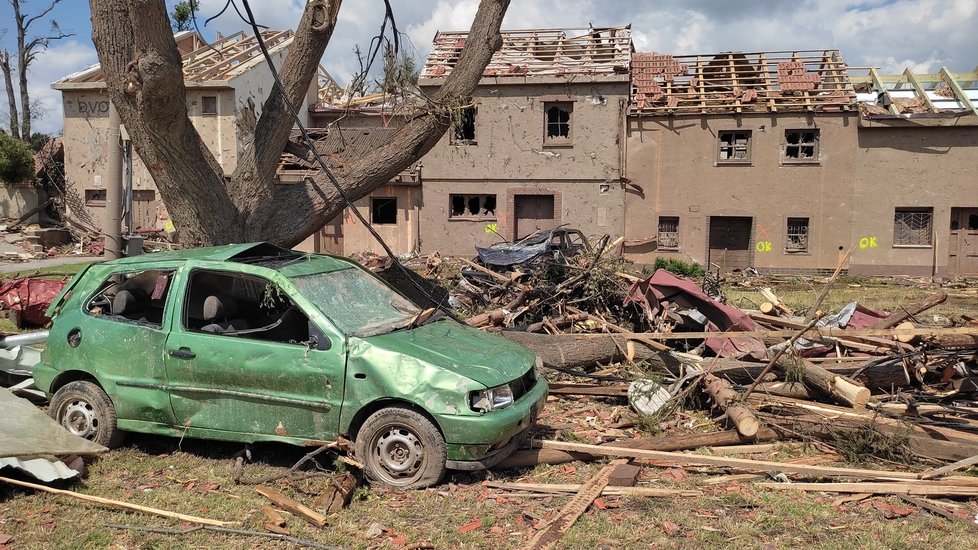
[33,243,547,489]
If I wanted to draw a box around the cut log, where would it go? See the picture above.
[772,353,869,408]
[759,302,778,315]
[494,427,784,469]
[895,321,917,344]
[501,331,677,370]
[702,373,759,437]
[752,381,810,399]
[872,291,948,329]
[759,287,793,316]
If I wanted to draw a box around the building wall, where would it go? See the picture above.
[624,113,978,275]
[625,113,858,273]
[413,76,630,256]
[850,125,978,276]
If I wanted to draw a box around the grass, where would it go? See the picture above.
[2,435,977,549]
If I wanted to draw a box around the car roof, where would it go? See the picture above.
[101,242,353,274]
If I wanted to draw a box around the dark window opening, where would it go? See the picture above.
[452,107,476,144]
[969,214,978,230]
[657,216,680,249]
[784,129,819,161]
[894,207,933,246]
[202,96,218,115]
[371,197,398,225]
[785,217,810,252]
[86,269,175,328]
[544,102,572,144]
[183,270,311,345]
[85,189,106,207]
[449,194,496,218]
[718,131,751,162]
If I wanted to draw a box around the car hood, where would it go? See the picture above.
[356,319,535,387]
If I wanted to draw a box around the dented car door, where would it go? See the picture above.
[161,263,345,441]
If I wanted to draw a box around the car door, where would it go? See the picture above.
[162,264,345,441]
[50,263,180,426]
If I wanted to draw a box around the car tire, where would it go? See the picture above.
[355,407,447,489]
[49,380,125,448]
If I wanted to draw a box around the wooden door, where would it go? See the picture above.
[514,194,556,239]
[708,216,752,273]
[949,207,978,275]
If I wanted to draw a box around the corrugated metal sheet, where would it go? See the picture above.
[0,456,78,482]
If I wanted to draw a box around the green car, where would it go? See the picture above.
[34,243,547,489]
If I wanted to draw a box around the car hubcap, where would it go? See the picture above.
[373,426,424,481]
[62,399,99,439]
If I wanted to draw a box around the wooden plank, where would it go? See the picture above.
[919,454,978,480]
[871,291,948,329]
[0,476,236,527]
[533,440,921,481]
[525,459,627,549]
[757,482,978,497]
[548,383,629,397]
[255,486,327,528]
[484,481,700,497]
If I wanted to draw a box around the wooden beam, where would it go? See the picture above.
[255,486,327,528]
[902,68,936,110]
[532,440,921,481]
[940,67,978,117]
[484,481,700,497]
[757,481,978,497]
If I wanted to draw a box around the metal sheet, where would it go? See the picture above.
[0,388,107,458]
[0,456,78,482]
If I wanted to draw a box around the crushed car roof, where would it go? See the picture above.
[101,242,353,273]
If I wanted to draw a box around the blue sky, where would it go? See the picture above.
[3,0,977,135]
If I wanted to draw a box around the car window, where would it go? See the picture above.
[85,269,175,328]
[291,268,419,337]
[182,270,311,346]
[567,232,585,248]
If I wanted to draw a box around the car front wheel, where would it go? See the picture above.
[355,407,446,489]
[49,380,125,448]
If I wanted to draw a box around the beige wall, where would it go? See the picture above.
[625,113,858,272]
[624,113,978,275]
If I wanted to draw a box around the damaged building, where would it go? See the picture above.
[52,30,319,233]
[624,51,978,276]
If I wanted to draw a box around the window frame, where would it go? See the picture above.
[201,95,218,116]
[784,216,810,254]
[716,130,752,164]
[84,268,177,330]
[782,128,820,164]
[370,197,398,225]
[657,215,681,251]
[893,207,934,247]
[543,101,573,146]
[451,106,477,145]
[448,193,497,220]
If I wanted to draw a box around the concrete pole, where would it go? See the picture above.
[104,102,124,259]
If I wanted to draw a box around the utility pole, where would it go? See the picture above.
[103,102,124,259]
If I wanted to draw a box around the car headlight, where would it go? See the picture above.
[470,383,514,412]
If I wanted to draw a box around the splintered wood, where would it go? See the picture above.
[525,459,628,549]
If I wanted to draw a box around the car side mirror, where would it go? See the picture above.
[308,321,331,351]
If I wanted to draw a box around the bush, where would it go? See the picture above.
[652,257,705,279]
[0,132,36,184]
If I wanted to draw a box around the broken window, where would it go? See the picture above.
[451,107,477,144]
[717,131,751,162]
[784,129,819,161]
[544,102,572,144]
[785,217,810,253]
[86,269,175,328]
[183,270,311,345]
[85,189,106,207]
[449,194,496,218]
[371,197,397,225]
[893,208,933,246]
[201,96,218,115]
[657,216,680,250]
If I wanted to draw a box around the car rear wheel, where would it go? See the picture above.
[49,380,125,448]
[355,407,446,489]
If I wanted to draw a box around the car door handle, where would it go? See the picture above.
[168,348,196,360]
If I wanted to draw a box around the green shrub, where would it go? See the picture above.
[0,131,36,184]
[652,257,705,279]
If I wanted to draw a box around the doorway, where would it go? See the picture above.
[514,194,557,239]
[949,207,978,275]
[708,216,753,273]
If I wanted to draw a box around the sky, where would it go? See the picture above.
[2,0,977,135]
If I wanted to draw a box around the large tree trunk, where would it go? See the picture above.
[90,0,511,247]
[13,0,31,140]
[0,50,19,140]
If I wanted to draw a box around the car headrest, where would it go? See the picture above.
[113,289,148,315]
[203,294,238,321]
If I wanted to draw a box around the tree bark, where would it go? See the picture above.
[0,50,20,140]
[701,373,760,437]
[90,0,511,248]
[772,353,870,407]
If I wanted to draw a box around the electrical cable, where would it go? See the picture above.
[237,0,460,322]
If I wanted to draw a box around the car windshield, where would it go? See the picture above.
[291,268,420,337]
